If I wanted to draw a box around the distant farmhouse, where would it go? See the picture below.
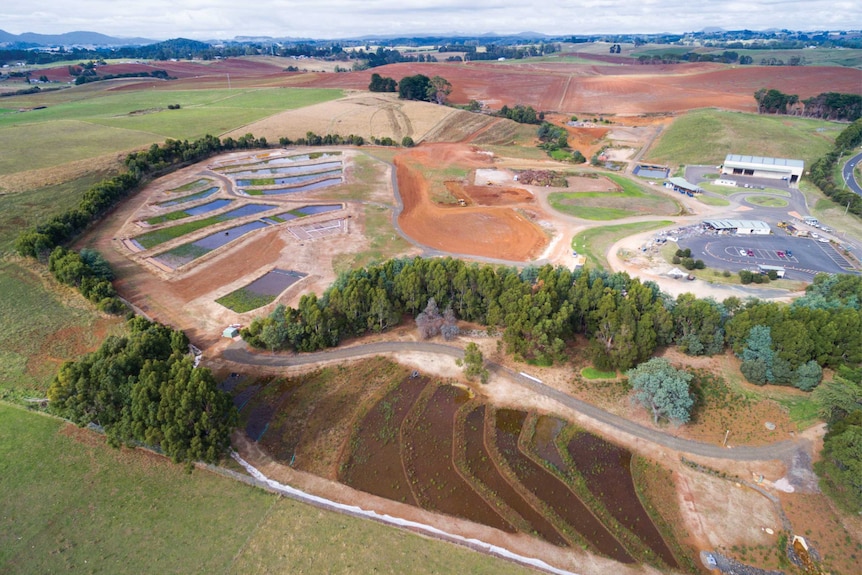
[720,154,804,186]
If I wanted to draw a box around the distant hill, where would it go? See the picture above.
[0,29,154,47]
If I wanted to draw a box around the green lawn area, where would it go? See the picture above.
[746,195,789,208]
[645,109,839,168]
[581,367,618,379]
[549,173,679,220]
[572,220,673,270]
[0,403,535,575]
[697,194,731,206]
[0,87,343,175]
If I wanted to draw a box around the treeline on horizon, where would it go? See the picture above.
[754,88,862,122]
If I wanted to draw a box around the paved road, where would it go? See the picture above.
[843,150,862,198]
[223,340,801,462]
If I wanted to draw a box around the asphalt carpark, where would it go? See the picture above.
[680,231,858,280]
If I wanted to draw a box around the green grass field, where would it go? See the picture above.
[549,173,680,220]
[0,403,535,575]
[0,261,123,401]
[572,220,673,269]
[646,109,840,168]
[0,87,343,176]
[0,172,112,254]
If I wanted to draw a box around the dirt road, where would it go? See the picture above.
[222,339,801,462]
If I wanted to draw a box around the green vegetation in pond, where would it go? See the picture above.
[216,288,277,313]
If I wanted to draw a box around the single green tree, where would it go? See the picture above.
[626,358,694,425]
[460,342,489,384]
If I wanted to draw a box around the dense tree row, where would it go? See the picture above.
[73,69,174,85]
[47,247,125,314]
[754,88,861,121]
[48,317,237,467]
[441,43,559,61]
[814,366,862,512]
[244,258,672,370]
[809,118,862,218]
[244,257,862,389]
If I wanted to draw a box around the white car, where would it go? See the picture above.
[818,238,830,243]
[739,249,747,256]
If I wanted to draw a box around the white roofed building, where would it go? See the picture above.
[721,154,803,186]
[704,219,771,235]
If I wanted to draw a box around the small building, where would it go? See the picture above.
[666,267,688,279]
[222,326,240,338]
[758,264,786,278]
[704,219,771,235]
[721,154,804,185]
[664,177,703,196]
[572,254,586,269]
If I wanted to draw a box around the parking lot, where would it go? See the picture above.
[681,233,858,280]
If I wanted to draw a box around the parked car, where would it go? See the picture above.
[819,237,830,243]
[777,251,785,257]
[747,249,754,256]
[786,250,793,257]
[739,249,747,256]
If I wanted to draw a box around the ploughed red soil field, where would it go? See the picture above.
[36,56,859,116]
[296,61,861,114]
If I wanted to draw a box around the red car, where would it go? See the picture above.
[777,251,785,257]
[747,249,754,256]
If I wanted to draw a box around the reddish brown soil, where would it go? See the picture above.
[492,408,634,563]
[293,61,861,115]
[462,405,569,546]
[401,385,515,532]
[565,432,678,568]
[339,376,426,506]
[395,144,547,261]
[449,181,534,206]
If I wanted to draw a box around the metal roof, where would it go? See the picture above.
[724,154,804,168]
[667,177,703,192]
[704,219,771,230]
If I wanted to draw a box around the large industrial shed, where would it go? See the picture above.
[704,219,771,235]
[720,154,804,185]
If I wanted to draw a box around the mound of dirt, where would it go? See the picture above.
[395,144,547,261]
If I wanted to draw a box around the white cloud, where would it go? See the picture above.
[0,0,858,40]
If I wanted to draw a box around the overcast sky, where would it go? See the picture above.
[2,1,859,40]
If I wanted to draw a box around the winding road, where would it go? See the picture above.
[223,339,802,462]
[843,150,862,198]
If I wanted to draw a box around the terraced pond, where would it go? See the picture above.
[232,365,682,570]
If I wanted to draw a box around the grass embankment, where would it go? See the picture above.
[700,183,791,199]
[645,109,839,168]
[572,220,673,269]
[549,173,680,220]
[0,87,343,176]
[0,403,533,575]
